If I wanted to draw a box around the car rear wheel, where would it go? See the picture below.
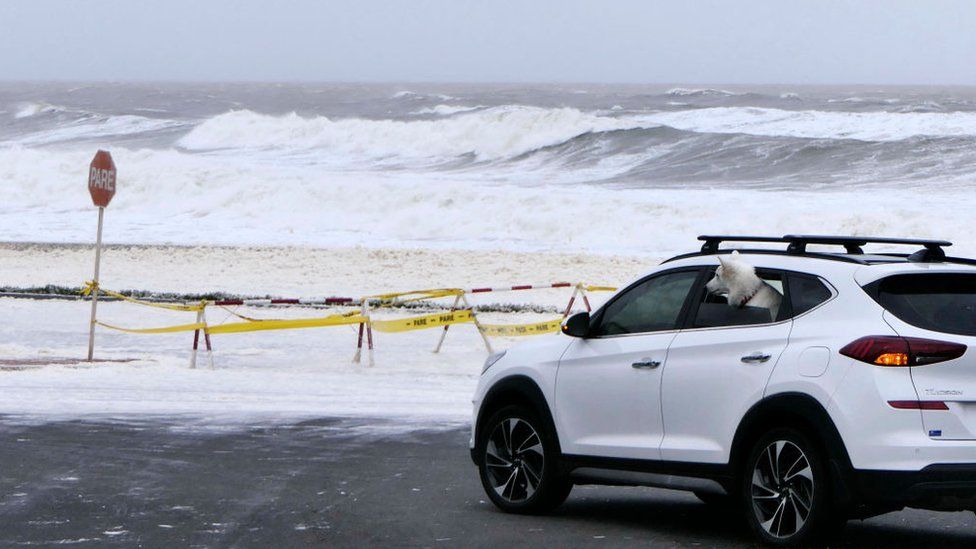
[741,428,843,546]
[478,405,572,514]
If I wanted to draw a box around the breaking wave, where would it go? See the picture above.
[634,107,976,141]
[177,105,976,165]
[1,146,974,257]
[178,106,654,161]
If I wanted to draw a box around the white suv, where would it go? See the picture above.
[470,235,976,546]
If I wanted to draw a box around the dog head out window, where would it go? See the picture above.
[697,255,785,328]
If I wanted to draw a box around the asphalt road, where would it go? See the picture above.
[1,418,975,548]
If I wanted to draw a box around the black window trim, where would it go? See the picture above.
[588,266,708,339]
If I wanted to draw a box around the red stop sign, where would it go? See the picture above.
[88,150,116,208]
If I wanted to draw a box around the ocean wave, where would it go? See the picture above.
[666,87,741,97]
[635,106,976,141]
[1,146,972,257]
[14,102,67,119]
[410,104,484,116]
[392,90,455,101]
[10,114,185,146]
[174,104,976,175]
[178,106,654,161]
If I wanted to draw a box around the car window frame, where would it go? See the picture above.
[683,266,790,330]
[681,267,836,331]
[588,267,708,339]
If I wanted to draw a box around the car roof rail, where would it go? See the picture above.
[694,234,955,264]
[782,235,952,261]
[697,235,790,254]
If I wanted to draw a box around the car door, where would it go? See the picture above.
[555,268,703,460]
[661,267,793,464]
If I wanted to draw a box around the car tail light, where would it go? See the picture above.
[840,336,966,367]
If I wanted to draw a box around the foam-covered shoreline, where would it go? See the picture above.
[0,243,648,425]
[0,242,651,307]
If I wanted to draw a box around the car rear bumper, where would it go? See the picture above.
[849,463,976,511]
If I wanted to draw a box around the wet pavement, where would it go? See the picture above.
[1,417,974,547]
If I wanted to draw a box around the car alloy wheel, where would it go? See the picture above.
[750,439,815,539]
[484,417,545,503]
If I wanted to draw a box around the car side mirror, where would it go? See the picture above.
[561,312,591,338]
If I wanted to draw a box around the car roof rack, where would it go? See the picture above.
[698,235,790,254]
[694,234,954,264]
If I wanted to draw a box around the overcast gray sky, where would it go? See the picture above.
[2,0,975,85]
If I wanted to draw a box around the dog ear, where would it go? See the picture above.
[717,255,727,267]
[731,250,740,257]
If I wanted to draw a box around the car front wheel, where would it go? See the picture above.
[478,405,572,514]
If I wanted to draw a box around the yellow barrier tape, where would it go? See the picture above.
[217,306,360,323]
[206,314,368,335]
[96,315,366,335]
[582,285,617,292]
[479,318,564,337]
[369,288,464,303]
[96,320,208,334]
[82,281,207,312]
[371,310,474,333]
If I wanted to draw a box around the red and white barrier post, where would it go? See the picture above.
[190,306,214,370]
[432,294,462,353]
[352,299,374,366]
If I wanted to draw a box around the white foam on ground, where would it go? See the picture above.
[0,297,577,428]
[0,244,648,301]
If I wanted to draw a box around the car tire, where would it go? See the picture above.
[740,427,844,546]
[478,404,572,514]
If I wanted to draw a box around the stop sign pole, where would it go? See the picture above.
[86,150,117,362]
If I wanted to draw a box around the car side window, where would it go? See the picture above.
[693,269,786,328]
[788,274,832,316]
[593,270,699,336]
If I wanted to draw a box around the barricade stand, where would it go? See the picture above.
[563,285,580,317]
[202,306,215,370]
[189,302,214,370]
[190,308,204,369]
[432,294,462,353]
[563,283,598,317]
[462,293,494,354]
[352,299,374,366]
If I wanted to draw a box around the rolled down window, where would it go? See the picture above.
[868,273,976,336]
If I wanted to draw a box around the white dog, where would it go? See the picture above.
[705,251,782,319]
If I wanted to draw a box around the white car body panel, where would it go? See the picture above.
[662,320,791,463]
[555,331,677,460]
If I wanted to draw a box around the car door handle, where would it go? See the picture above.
[741,352,772,364]
[632,359,661,369]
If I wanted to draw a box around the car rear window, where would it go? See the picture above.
[867,273,976,336]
